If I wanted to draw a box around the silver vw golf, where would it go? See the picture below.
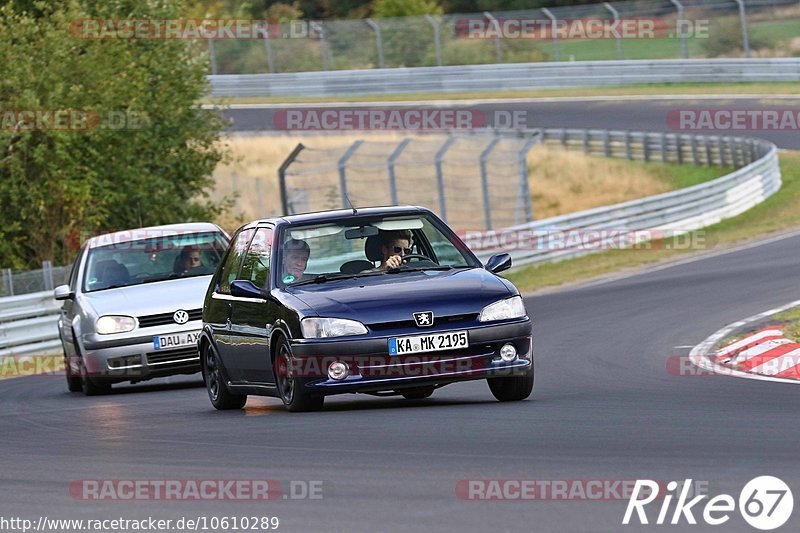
[55,223,229,395]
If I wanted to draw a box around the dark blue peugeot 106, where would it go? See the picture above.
[199,206,533,412]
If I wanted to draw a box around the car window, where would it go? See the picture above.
[239,227,273,289]
[68,247,84,292]
[277,214,479,287]
[83,231,229,293]
[218,228,255,294]
[420,218,470,266]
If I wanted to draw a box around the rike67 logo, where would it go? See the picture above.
[623,477,793,530]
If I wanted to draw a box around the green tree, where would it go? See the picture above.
[0,0,231,269]
[373,0,442,18]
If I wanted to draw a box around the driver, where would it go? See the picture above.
[377,229,413,271]
[281,238,310,284]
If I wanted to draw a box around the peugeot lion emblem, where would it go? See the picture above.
[413,311,434,327]
[173,309,189,325]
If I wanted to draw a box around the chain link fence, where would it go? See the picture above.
[207,0,800,74]
[278,128,766,232]
[1,262,69,297]
[279,132,540,231]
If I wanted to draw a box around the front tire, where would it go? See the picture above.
[487,366,534,402]
[273,337,324,413]
[64,353,83,392]
[80,358,111,396]
[63,332,82,392]
[203,342,247,410]
[65,363,82,392]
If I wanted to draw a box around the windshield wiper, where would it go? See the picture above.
[291,273,357,286]
[387,265,470,273]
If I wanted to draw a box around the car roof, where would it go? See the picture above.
[86,222,223,247]
[243,205,433,229]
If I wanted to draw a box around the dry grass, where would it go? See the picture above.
[212,133,405,232]
[212,134,689,230]
[526,147,671,219]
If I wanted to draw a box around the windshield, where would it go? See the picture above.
[83,231,228,292]
[276,215,478,287]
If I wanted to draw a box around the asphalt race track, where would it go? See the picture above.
[224,96,800,150]
[4,231,800,532]
[4,97,798,531]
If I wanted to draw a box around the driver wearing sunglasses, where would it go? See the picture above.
[377,229,413,271]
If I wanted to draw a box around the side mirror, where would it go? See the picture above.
[54,284,74,301]
[230,280,265,300]
[485,253,512,274]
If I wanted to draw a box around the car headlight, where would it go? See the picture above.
[95,315,136,335]
[301,317,368,338]
[479,296,527,322]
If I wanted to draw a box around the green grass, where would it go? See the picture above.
[774,307,800,342]
[505,151,800,293]
[751,19,800,41]
[538,18,799,61]
[539,35,703,62]
[642,161,736,190]
[204,82,800,106]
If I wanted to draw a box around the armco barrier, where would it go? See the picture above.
[207,58,800,98]
[0,127,781,357]
[469,128,780,266]
[0,291,61,357]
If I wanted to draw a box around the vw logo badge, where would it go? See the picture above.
[173,309,189,324]
[413,311,434,327]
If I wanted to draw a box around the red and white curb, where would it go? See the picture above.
[689,299,800,384]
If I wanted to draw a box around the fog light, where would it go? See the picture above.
[328,361,349,380]
[500,344,517,362]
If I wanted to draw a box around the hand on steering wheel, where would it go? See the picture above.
[386,253,432,270]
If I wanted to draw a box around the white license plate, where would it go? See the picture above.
[389,330,469,355]
[153,331,200,350]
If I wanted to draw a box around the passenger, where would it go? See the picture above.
[281,238,310,284]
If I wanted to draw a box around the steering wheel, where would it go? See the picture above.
[401,253,434,263]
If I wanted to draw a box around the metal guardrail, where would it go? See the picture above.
[470,128,780,266]
[0,127,780,357]
[1,262,69,297]
[204,0,799,74]
[0,291,61,357]
[208,58,800,98]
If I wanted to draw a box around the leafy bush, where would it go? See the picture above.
[0,0,231,269]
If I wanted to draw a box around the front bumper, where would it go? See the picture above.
[289,318,532,395]
[79,322,203,382]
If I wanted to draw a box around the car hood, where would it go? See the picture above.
[81,276,212,318]
[287,268,513,324]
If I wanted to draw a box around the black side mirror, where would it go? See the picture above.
[485,253,512,274]
[230,280,265,299]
